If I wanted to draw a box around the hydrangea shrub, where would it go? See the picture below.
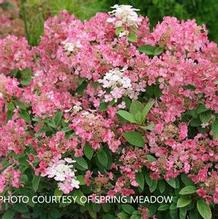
[0,4,218,219]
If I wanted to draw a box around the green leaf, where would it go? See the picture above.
[134,111,144,124]
[146,154,156,162]
[136,172,144,191]
[97,149,108,168]
[117,110,136,123]
[211,117,218,139]
[128,32,137,42]
[158,204,169,211]
[115,27,124,36]
[158,180,166,193]
[54,188,63,197]
[177,197,192,208]
[76,79,88,95]
[20,110,31,122]
[13,204,29,213]
[32,175,40,192]
[75,157,88,170]
[166,179,177,188]
[154,47,164,56]
[99,102,108,111]
[199,111,211,124]
[170,209,178,219]
[84,144,94,160]
[144,172,153,187]
[149,180,158,193]
[103,214,115,219]
[121,204,135,215]
[197,104,208,114]
[197,199,212,219]
[139,123,154,131]
[77,175,85,185]
[117,212,129,219]
[138,45,154,55]
[72,190,85,206]
[54,111,63,126]
[142,99,155,118]
[130,215,141,219]
[179,186,196,195]
[20,68,32,86]
[130,100,144,115]
[138,45,164,56]
[2,210,15,219]
[181,174,194,186]
[179,208,187,219]
[123,131,145,147]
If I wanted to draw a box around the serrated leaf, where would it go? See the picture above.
[197,199,212,219]
[123,131,145,147]
[117,110,136,123]
[179,186,196,195]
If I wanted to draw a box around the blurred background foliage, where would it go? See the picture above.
[17,0,218,45]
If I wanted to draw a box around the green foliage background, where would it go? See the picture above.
[20,0,218,45]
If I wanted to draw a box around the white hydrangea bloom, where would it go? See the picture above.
[70,178,80,189]
[98,68,146,101]
[62,40,82,54]
[43,158,80,193]
[98,67,134,101]
[107,4,141,27]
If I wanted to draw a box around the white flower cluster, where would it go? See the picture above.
[43,158,80,194]
[98,67,144,102]
[107,4,141,28]
[62,40,82,54]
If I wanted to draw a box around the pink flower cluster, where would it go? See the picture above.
[0,7,217,205]
[0,167,21,193]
